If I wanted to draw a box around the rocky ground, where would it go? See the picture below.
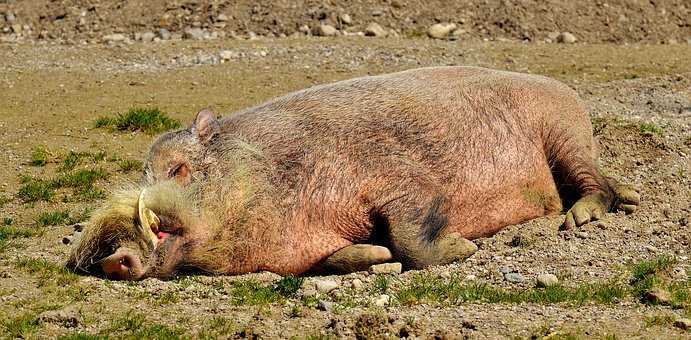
[1,0,690,44]
[0,1,690,339]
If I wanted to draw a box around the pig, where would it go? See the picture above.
[67,66,640,280]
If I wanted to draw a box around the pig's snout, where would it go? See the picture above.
[101,248,145,280]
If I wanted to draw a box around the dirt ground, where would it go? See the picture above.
[1,2,690,338]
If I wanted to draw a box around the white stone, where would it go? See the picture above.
[536,273,559,287]
[315,280,339,293]
[374,294,390,306]
[369,262,402,274]
[365,23,387,37]
[428,23,457,39]
[557,32,577,44]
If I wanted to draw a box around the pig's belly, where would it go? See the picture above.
[446,161,562,240]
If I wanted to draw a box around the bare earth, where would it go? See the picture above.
[0,32,690,340]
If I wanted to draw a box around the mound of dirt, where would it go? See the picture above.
[1,0,689,43]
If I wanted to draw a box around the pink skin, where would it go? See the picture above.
[100,224,174,280]
[75,66,639,280]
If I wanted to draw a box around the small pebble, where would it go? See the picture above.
[351,278,364,289]
[369,262,402,274]
[557,32,577,43]
[314,24,337,37]
[645,288,671,305]
[595,221,608,230]
[674,318,691,330]
[504,272,524,283]
[536,273,559,287]
[61,236,72,245]
[317,300,334,312]
[374,294,390,306]
[365,23,388,37]
[314,280,339,293]
[427,23,456,39]
[575,231,589,239]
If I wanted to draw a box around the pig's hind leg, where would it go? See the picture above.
[545,123,639,229]
[378,195,478,269]
[309,244,393,274]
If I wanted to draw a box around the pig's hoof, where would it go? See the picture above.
[612,183,640,215]
[562,192,608,230]
[314,244,393,274]
[431,233,478,265]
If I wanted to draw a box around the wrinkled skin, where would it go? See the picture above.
[67,66,640,280]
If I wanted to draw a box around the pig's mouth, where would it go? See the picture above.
[99,189,186,280]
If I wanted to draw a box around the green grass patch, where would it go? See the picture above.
[644,314,676,328]
[227,276,305,306]
[0,313,40,339]
[17,177,55,202]
[373,275,391,294]
[275,275,304,297]
[0,226,34,251]
[59,333,108,340]
[18,169,109,203]
[35,209,91,227]
[95,107,181,135]
[197,316,236,339]
[629,255,676,304]
[0,195,11,208]
[118,159,144,172]
[638,122,664,136]
[60,150,106,171]
[2,217,12,225]
[30,146,48,166]
[395,274,626,306]
[101,312,185,339]
[15,258,79,286]
[36,210,71,227]
[154,291,180,305]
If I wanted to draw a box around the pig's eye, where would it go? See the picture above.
[168,163,190,184]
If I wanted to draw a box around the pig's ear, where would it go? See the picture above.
[192,108,220,145]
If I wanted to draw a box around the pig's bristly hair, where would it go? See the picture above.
[66,140,281,276]
[183,139,281,274]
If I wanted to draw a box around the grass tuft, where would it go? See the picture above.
[0,226,34,251]
[95,107,181,135]
[198,316,235,339]
[227,277,305,306]
[0,313,40,339]
[274,275,304,297]
[60,150,107,171]
[36,210,71,227]
[395,273,627,306]
[17,178,55,202]
[30,146,48,166]
[118,159,144,172]
[19,169,109,203]
[102,313,185,339]
[644,314,675,328]
[638,122,664,136]
[15,258,79,286]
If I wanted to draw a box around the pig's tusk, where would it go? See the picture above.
[137,189,160,250]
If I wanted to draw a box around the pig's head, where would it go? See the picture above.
[66,181,212,280]
[143,109,220,187]
[67,147,280,280]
